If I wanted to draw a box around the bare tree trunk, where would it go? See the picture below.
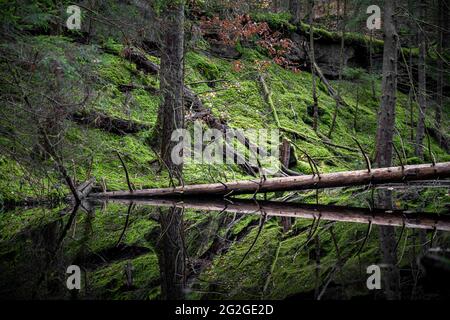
[273,0,279,13]
[327,0,346,138]
[279,138,293,232]
[309,0,319,132]
[378,210,401,300]
[375,0,398,168]
[157,207,186,300]
[155,1,185,177]
[435,0,445,139]
[289,0,301,23]
[375,0,400,299]
[369,30,376,99]
[408,48,414,142]
[154,0,186,300]
[415,0,427,159]
[353,88,359,132]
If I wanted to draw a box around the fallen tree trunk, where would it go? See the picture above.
[90,197,450,231]
[71,111,150,135]
[77,178,96,199]
[89,162,450,198]
[66,178,96,203]
[118,83,159,95]
[122,47,159,75]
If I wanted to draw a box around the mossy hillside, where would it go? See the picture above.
[186,40,447,166]
[0,38,244,198]
[251,12,297,32]
[67,124,250,192]
[186,50,343,173]
[64,124,162,191]
[0,36,169,197]
[0,35,99,203]
[1,34,448,203]
[186,51,271,130]
[94,52,160,125]
[194,47,447,174]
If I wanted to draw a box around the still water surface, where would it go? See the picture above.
[1,198,449,300]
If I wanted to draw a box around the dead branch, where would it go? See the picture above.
[116,151,134,192]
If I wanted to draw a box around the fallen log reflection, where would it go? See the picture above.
[88,198,450,231]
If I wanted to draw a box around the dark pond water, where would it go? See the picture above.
[1,197,450,300]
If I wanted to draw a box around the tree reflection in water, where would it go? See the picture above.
[156,206,186,300]
[377,189,401,300]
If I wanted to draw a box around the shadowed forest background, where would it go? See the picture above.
[0,0,449,300]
